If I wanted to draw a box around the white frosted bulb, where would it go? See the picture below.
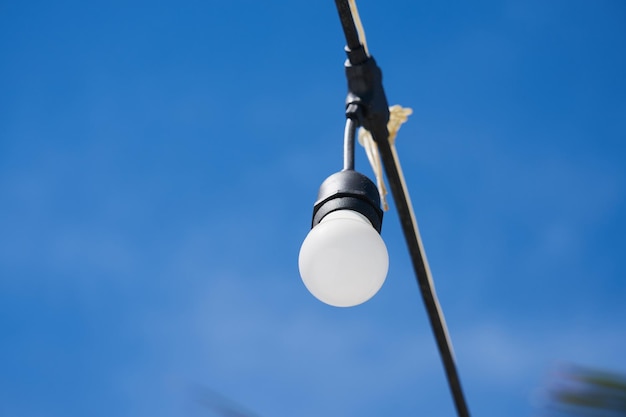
[298,209,389,307]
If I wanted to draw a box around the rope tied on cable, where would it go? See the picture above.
[358,105,412,211]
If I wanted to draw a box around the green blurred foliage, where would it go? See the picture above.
[542,365,626,416]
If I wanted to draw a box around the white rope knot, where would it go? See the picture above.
[358,105,413,211]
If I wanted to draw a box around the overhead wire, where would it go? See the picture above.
[347,0,413,212]
[347,0,454,363]
[337,2,471,416]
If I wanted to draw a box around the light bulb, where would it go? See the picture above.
[298,209,389,307]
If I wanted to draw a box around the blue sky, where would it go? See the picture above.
[1,1,625,416]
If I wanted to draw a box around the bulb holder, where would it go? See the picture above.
[311,169,383,233]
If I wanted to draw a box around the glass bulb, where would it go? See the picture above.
[298,209,389,307]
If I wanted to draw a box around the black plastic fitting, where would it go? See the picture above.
[344,51,390,141]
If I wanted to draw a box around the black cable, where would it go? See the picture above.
[370,124,471,417]
[343,117,357,171]
[334,0,361,51]
[333,2,472,416]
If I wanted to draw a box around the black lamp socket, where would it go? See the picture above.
[311,169,384,233]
